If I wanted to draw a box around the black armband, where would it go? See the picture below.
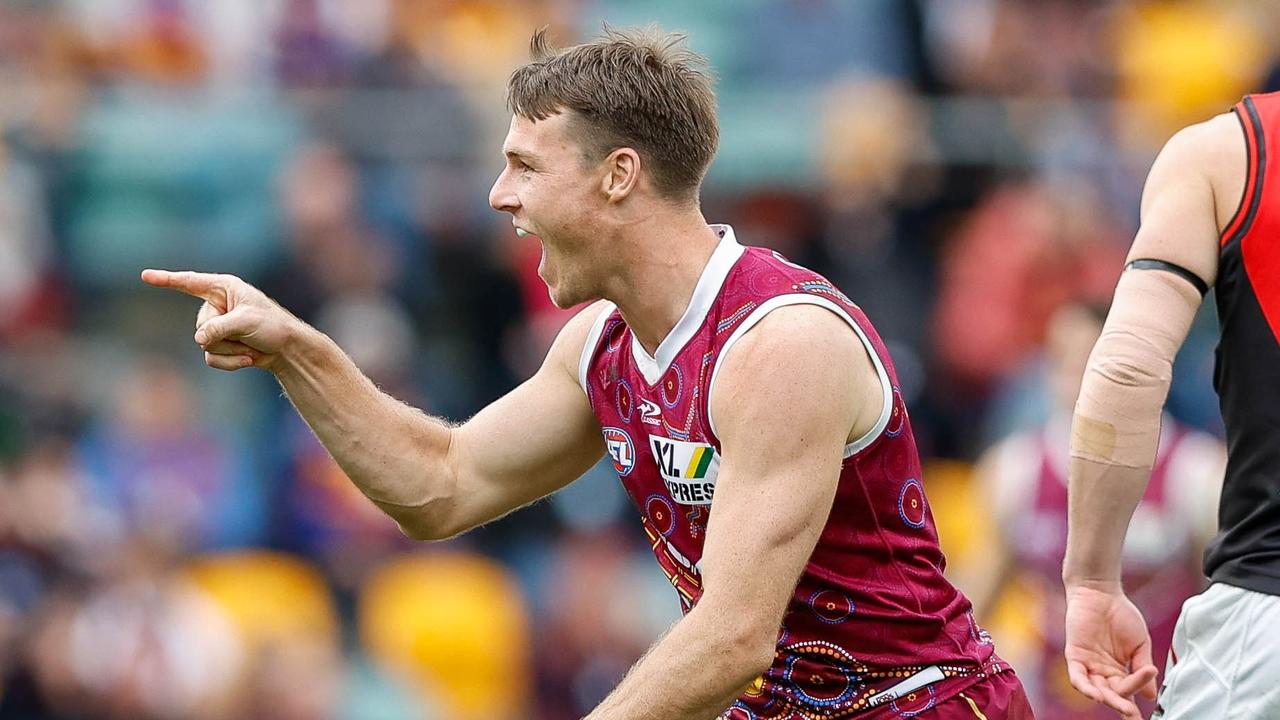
[1125,258,1210,297]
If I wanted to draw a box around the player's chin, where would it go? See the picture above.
[546,284,585,310]
[544,276,591,310]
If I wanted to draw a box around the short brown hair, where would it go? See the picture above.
[506,25,719,202]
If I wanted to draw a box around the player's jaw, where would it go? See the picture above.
[536,229,601,309]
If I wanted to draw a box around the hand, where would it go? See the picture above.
[1064,583,1159,720]
[141,269,299,372]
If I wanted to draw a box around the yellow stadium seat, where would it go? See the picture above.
[185,550,339,647]
[360,552,531,720]
[1112,2,1267,145]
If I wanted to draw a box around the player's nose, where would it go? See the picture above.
[489,168,519,213]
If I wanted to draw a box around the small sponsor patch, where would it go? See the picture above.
[604,427,635,476]
[649,435,720,505]
[638,398,662,425]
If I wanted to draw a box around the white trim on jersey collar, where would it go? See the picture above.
[706,294,894,459]
[578,300,618,393]
[630,224,745,385]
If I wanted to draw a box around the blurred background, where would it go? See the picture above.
[0,0,1271,718]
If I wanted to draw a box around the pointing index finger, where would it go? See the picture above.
[141,269,226,302]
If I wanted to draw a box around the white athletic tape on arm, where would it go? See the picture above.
[1071,269,1202,468]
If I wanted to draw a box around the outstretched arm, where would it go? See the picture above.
[141,269,606,540]
[1062,113,1241,718]
[584,304,882,720]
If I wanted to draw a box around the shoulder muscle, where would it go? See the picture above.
[710,303,873,451]
[1130,113,1242,287]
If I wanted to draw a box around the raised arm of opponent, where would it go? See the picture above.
[141,269,606,540]
[1062,113,1243,719]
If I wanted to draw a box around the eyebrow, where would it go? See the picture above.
[504,148,543,165]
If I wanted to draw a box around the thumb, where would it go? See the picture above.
[195,306,255,347]
[1133,642,1160,701]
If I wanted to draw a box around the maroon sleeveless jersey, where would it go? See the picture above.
[579,226,1012,718]
[992,419,1213,719]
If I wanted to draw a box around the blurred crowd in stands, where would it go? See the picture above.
[0,0,1272,718]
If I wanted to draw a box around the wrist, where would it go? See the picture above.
[1062,544,1124,593]
[1062,573,1123,594]
[269,319,324,377]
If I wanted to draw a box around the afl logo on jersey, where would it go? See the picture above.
[603,427,635,476]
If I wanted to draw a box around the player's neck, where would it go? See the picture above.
[604,210,721,356]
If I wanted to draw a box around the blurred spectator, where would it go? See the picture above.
[932,178,1126,396]
[271,0,351,89]
[58,544,242,720]
[964,302,1225,718]
[74,356,267,558]
[813,75,938,398]
[260,142,398,322]
[0,332,92,460]
[739,0,917,86]
[0,438,93,718]
[530,529,678,720]
[386,0,554,92]
[0,140,58,340]
[115,0,208,85]
[183,550,425,720]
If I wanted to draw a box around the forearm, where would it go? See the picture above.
[271,323,455,525]
[1064,364,1166,588]
[585,603,771,720]
[1064,269,1200,587]
[1063,457,1153,588]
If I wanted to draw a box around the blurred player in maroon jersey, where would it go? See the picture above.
[1065,93,1280,720]
[145,27,1032,719]
[970,301,1222,720]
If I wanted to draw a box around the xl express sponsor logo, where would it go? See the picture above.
[649,435,719,505]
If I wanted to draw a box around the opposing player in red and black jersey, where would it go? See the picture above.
[143,27,1032,719]
[1064,93,1280,720]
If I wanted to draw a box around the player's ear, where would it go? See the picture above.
[601,147,641,203]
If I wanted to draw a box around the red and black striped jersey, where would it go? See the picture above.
[1206,92,1280,596]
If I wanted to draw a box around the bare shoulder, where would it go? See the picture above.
[717,302,863,371]
[1149,114,1241,188]
[710,303,872,440]
[1130,112,1244,282]
[1166,112,1243,155]
[1156,112,1247,228]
